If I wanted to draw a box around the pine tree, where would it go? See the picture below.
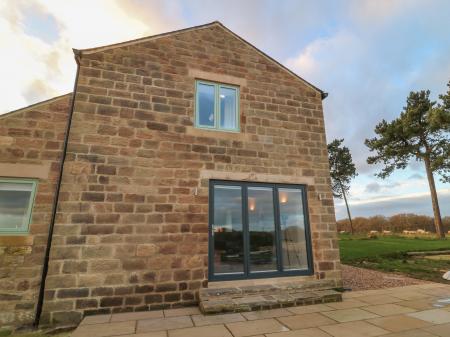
[365,82,450,238]
[328,139,358,234]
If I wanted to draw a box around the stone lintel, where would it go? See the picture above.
[0,163,51,180]
[200,170,315,186]
[188,68,247,87]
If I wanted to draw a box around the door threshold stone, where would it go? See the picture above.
[199,282,342,314]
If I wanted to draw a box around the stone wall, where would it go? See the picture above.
[41,23,341,326]
[0,95,71,327]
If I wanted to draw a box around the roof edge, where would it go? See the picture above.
[0,93,72,119]
[74,20,326,99]
[213,22,326,98]
[76,21,221,56]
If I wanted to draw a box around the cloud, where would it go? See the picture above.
[335,188,450,219]
[285,0,450,212]
[21,2,60,43]
[0,0,183,114]
[408,173,424,180]
[364,182,401,194]
[348,0,420,25]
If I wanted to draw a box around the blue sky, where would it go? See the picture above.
[0,0,449,219]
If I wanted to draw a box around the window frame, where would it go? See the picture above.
[0,178,38,235]
[195,80,240,132]
[208,180,314,282]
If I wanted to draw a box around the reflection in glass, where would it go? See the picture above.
[279,188,308,270]
[0,182,34,230]
[219,87,237,130]
[213,185,244,274]
[248,187,277,272]
[197,83,215,127]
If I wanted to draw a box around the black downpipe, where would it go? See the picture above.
[34,52,81,327]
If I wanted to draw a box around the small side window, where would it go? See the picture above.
[195,80,239,132]
[0,179,37,235]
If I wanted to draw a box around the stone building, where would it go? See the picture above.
[0,22,341,328]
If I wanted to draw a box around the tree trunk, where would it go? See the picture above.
[339,180,354,234]
[423,156,445,238]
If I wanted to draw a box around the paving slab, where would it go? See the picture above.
[226,318,289,337]
[396,298,441,310]
[168,324,232,337]
[111,310,163,322]
[326,299,366,309]
[266,327,333,337]
[71,320,136,337]
[319,321,389,337]
[287,304,334,315]
[357,294,401,305]
[362,303,416,316]
[164,307,201,317]
[119,332,167,337]
[422,322,450,337]
[242,308,293,320]
[380,329,437,337]
[407,308,450,324]
[277,313,337,330]
[321,308,379,322]
[79,314,111,325]
[416,287,450,297]
[136,316,193,333]
[366,314,431,332]
[192,312,245,326]
[391,291,433,301]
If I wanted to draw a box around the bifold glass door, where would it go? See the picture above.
[209,181,313,281]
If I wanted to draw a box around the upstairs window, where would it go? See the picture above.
[0,179,37,235]
[195,80,239,132]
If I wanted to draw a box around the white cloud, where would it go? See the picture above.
[340,188,450,207]
[34,0,150,48]
[348,0,420,24]
[335,188,450,219]
[0,2,62,112]
[285,0,450,220]
[0,0,184,114]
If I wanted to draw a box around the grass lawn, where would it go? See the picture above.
[339,234,450,283]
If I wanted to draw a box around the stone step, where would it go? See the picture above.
[199,283,342,314]
[203,279,337,299]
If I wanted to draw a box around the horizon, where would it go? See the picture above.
[1,0,449,219]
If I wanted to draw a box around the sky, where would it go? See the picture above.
[0,0,449,219]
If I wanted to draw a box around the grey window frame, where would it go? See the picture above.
[208,180,314,281]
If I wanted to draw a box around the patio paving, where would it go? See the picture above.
[70,283,450,337]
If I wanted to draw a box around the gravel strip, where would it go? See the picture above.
[342,264,429,291]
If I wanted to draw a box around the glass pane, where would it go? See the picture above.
[279,188,308,270]
[197,83,215,127]
[248,187,277,272]
[213,185,244,274]
[219,87,237,130]
[0,182,34,231]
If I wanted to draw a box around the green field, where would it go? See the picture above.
[339,234,450,283]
